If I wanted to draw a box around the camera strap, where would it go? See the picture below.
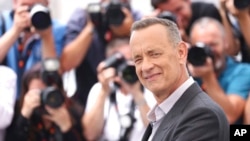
[108,88,136,141]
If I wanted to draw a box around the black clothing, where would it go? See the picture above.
[187,2,222,35]
[5,100,86,141]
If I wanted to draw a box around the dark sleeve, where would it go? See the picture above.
[5,113,31,141]
[172,107,229,141]
[62,101,86,141]
[187,2,222,34]
[62,126,85,141]
[64,8,88,46]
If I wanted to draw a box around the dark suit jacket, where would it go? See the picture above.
[142,82,229,141]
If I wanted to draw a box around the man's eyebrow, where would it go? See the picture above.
[133,54,141,60]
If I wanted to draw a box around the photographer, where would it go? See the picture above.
[0,0,66,98]
[187,17,250,124]
[150,0,222,42]
[82,37,156,141]
[5,60,84,141]
[60,0,141,107]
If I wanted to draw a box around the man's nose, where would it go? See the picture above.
[141,58,154,72]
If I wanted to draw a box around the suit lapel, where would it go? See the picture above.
[152,83,202,141]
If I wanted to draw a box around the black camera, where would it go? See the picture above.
[103,52,138,84]
[87,0,129,34]
[157,11,177,23]
[29,3,52,30]
[234,0,250,9]
[187,42,214,66]
[40,58,64,108]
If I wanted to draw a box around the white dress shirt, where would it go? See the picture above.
[0,66,17,141]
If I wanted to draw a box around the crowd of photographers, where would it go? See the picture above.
[1,0,250,140]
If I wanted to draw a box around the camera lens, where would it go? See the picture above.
[120,64,138,84]
[105,3,125,26]
[41,87,64,108]
[30,4,52,30]
[187,43,214,66]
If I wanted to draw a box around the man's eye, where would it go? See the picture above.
[134,58,142,64]
[153,53,161,57]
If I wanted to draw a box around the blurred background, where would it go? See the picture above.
[0,0,219,24]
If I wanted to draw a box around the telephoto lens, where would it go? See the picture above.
[30,3,52,30]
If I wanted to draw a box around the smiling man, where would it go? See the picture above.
[129,17,229,141]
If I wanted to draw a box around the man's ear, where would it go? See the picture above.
[177,41,188,64]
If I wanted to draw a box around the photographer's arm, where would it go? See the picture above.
[133,92,150,126]
[60,9,94,72]
[82,88,109,140]
[202,71,245,124]
[0,6,30,62]
[82,63,115,140]
[244,95,250,124]
[225,0,250,49]
[188,58,246,124]
[235,10,250,48]
[38,26,58,59]
[219,0,239,56]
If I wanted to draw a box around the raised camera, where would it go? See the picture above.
[187,42,214,66]
[87,0,128,35]
[40,58,64,108]
[157,11,177,23]
[30,3,52,30]
[103,52,138,84]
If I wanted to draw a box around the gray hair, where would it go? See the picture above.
[190,17,225,39]
[131,17,182,47]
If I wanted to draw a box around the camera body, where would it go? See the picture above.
[104,52,138,84]
[40,58,64,109]
[187,42,214,66]
[234,0,250,9]
[87,0,129,34]
[157,11,177,23]
[29,3,52,30]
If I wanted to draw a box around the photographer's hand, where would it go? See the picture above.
[33,25,58,59]
[187,57,215,80]
[97,62,116,95]
[21,89,41,118]
[109,7,133,37]
[12,5,31,33]
[44,105,72,133]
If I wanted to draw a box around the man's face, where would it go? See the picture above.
[157,0,192,29]
[13,0,48,9]
[130,24,186,99]
[190,23,226,70]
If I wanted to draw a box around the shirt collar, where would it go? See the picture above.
[147,77,195,122]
